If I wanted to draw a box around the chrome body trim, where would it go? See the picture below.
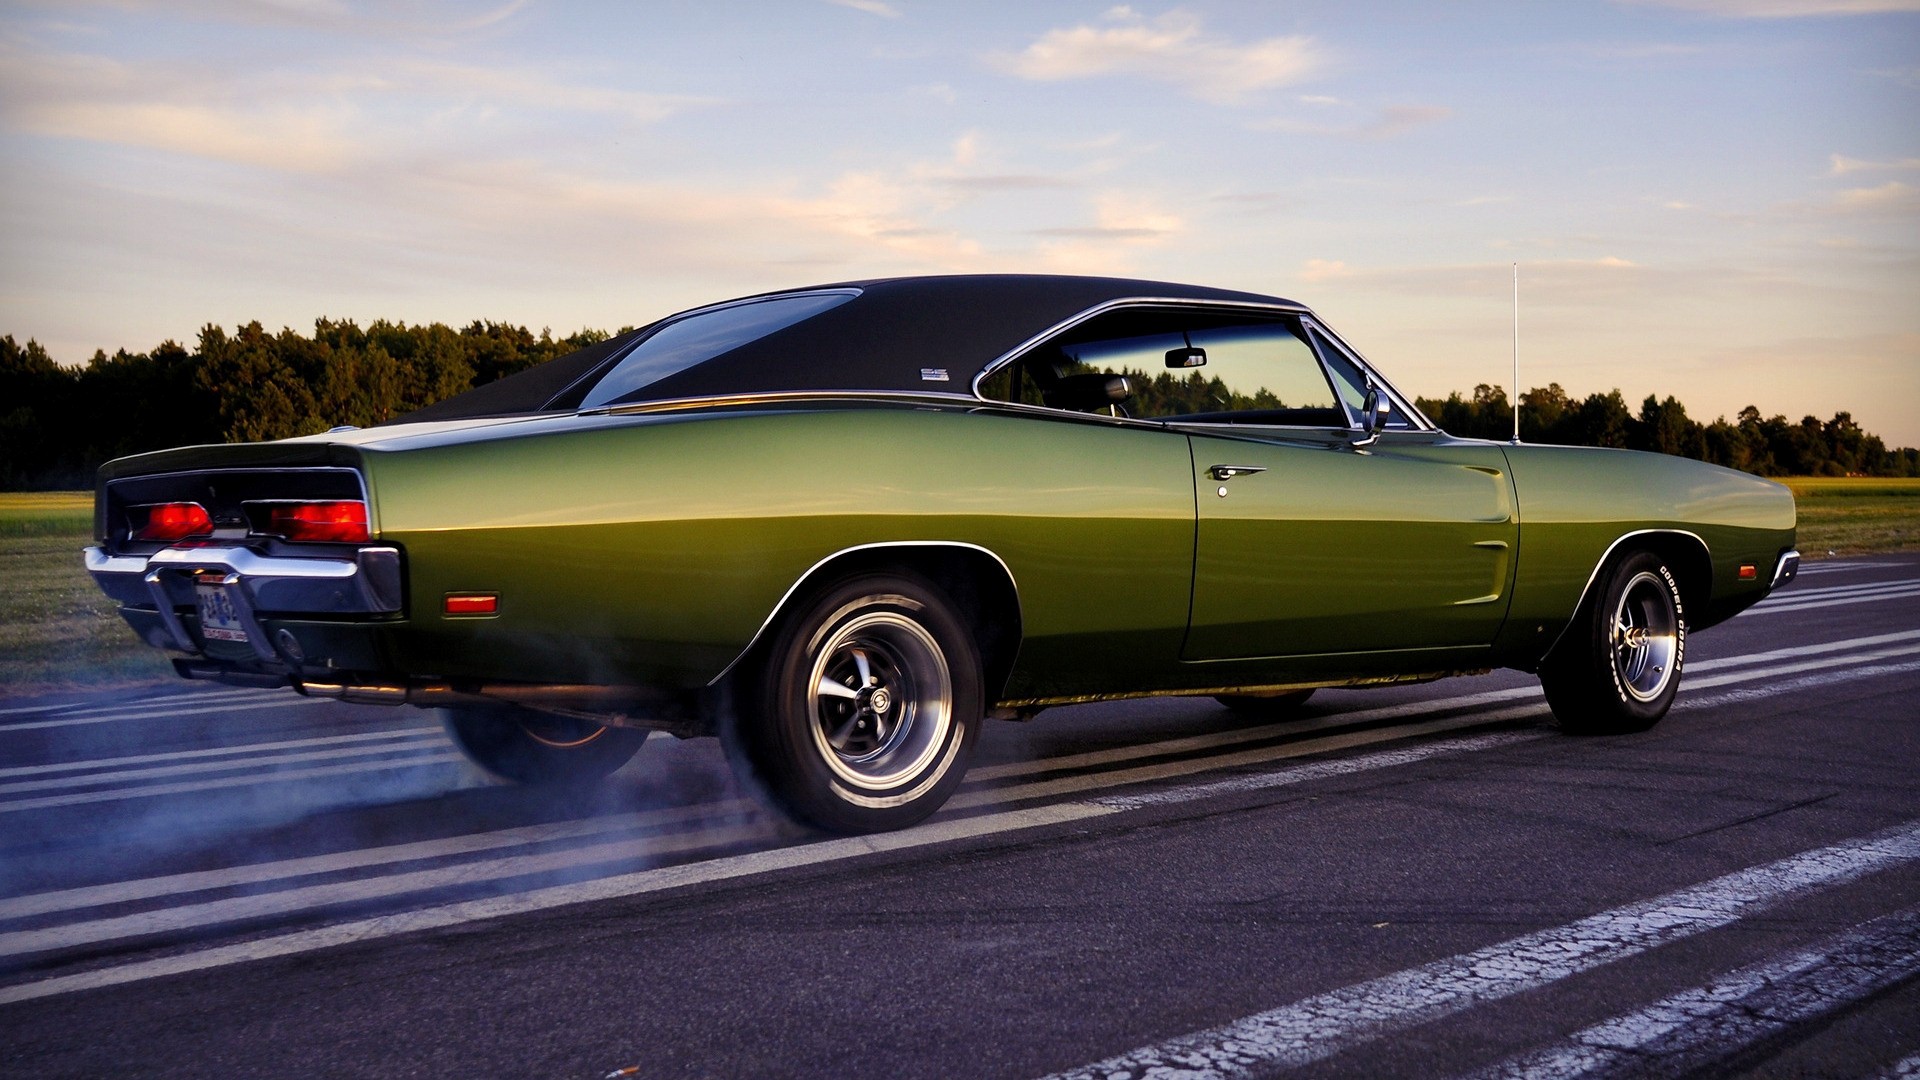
[584,388,979,418]
[707,540,1021,688]
[1772,549,1801,590]
[1539,528,1712,664]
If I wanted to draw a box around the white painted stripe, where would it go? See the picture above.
[1744,585,1920,616]
[0,687,263,719]
[0,751,468,814]
[1037,820,1920,1080]
[1677,660,1920,712]
[0,818,778,959]
[0,800,751,921]
[1759,577,1918,601]
[1095,730,1539,810]
[1874,1051,1920,1079]
[0,725,440,779]
[1461,908,1920,1080]
[1755,583,1920,609]
[1682,643,1920,692]
[968,686,1541,784]
[1795,560,1894,574]
[0,701,86,718]
[0,802,1114,1004]
[0,695,325,732]
[1688,629,1920,673]
[0,735,448,796]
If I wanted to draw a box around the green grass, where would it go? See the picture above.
[1782,477,1920,558]
[3,477,1915,696]
[0,491,174,696]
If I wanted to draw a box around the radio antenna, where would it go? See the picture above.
[1511,262,1521,445]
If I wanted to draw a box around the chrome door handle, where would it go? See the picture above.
[1209,464,1268,481]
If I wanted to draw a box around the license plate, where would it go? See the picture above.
[195,582,249,643]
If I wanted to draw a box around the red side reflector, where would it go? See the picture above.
[1738,564,1758,580]
[445,594,498,616]
[269,501,370,543]
[132,502,213,542]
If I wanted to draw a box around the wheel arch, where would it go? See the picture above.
[1540,528,1711,665]
[711,541,1024,702]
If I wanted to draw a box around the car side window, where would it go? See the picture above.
[1311,328,1413,429]
[979,308,1348,426]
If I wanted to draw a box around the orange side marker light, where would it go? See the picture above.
[1738,564,1758,580]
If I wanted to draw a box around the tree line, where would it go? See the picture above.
[1414,383,1919,478]
[3,320,1915,489]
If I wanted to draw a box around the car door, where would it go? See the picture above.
[1174,318,1518,660]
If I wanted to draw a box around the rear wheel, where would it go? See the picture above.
[443,706,647,785]
[1540,550,1686,735]
[1214,689,1316,715]
[730,572,983,834]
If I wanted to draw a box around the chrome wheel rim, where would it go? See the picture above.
[808,611,952,789]
[1613,571,1679,701]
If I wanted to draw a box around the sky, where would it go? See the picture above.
[2,0,1916,445]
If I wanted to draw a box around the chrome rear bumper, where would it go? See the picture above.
[1772,549,1800,590]
[85,544,402,663]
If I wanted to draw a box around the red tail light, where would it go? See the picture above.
[266,501,370,543]
[131,502,214,542]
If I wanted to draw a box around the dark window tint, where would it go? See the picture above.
[580,291,856,408]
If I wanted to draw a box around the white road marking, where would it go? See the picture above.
[3,625,1917,1001]
[0,735,449,796]
[1094,730,1538,810]
[0,801,1116,1005]
[0,751,468,814]
[1677,660,1920,712]
[1743,583,1920,616]
[0,695,325,733]
[0,686,266,719]
[0,725,441,779]
[0,818,777,959]
[1688,628,1920,673]
[1037,820,1920,1080]
[0,800,750,920]
[1759,577,1918,601]
[1873,1051,1920,1079]
[1460,907,1920,1080]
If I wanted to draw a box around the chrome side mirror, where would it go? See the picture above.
[1354,386,1390,446]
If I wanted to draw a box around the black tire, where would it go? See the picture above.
[1539,550,1687,735]
[442,706,647,786]
[731,571,983,834]
[1214,689,1316,715]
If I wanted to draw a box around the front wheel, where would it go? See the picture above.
[1539,550,1687,735]
[443,706,647,786]
[731,572,983,834]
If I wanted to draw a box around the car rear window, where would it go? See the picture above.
[579,291,857,408]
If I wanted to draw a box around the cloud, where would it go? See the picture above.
[0,43,702,174]
[36,0,531,34]
[1829,154,1920,176]
[826,0,901,16]
[1831,181,1920,214]
[1617,0,1920,15]
[989,7,1326,105]
[1253,103,1452,139]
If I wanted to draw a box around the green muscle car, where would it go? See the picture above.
[84,275,1798,833]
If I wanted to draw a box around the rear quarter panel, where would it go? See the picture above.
[359,405,1197,697]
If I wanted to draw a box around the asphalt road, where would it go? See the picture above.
[1,555,1917,1079]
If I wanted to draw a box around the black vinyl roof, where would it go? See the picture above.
[396,274,1297,423]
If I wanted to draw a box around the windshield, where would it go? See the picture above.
[580,291,857,408]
